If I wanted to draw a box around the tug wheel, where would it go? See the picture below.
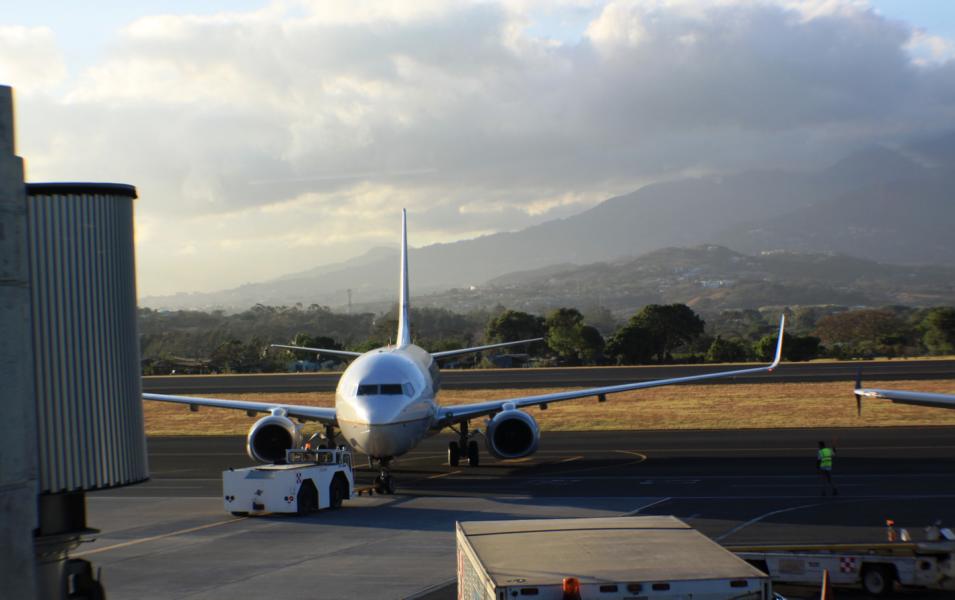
[861,564,895,596]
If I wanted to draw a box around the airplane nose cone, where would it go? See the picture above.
[341,422,415,457]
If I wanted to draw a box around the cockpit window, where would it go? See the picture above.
[357,384,379,396]
[380,384,403,395]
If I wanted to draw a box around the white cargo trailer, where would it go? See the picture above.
[456,516,775,600]
[223,448,354,516]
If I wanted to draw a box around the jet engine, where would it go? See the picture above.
[485,408,540,460]
[246,414,302,463]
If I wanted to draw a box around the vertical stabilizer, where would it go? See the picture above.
[396,209,412,348]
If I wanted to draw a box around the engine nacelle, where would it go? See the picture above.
[246,414,302,463]
[485,409,540,460]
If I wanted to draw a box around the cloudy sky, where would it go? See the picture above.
[3,0,954,297]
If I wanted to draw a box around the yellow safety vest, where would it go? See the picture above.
[818,447,834,469]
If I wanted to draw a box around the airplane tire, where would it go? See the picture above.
[385,476,396,494]
[448,441,461,467]
[467,440,480,467]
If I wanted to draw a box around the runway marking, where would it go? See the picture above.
[623,497,672,515]
[559,456,584,463]
[540,450,647,476]
[615,450,648,461]
[511,472,955,481]
[633,445,955,453]
[75,517,247,557]
[427,470,462,480]
[664,494,955,501]
[715,502,830,542]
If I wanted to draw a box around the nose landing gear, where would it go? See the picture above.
[372,458,396,494]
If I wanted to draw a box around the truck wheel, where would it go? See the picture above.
[467,440,480,467]
[329,477,345,509]
[448,441,461,467]
[297,480,318,516]
[861,564,895,596]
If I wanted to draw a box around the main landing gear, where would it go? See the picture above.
[305,424,339,450]
[448,421,480,468]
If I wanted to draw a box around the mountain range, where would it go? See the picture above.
[412,245,955,317]
[141,133,955,312]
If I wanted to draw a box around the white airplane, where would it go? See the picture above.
[854,373,955,414]
[144,210,786,493]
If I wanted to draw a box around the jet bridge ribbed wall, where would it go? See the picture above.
[27,183,148,493]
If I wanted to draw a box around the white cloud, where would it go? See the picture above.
[7,0,955,296]
[0,26,66,93]
[907,30,955,67]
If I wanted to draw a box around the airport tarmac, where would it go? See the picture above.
[83,427,955,599]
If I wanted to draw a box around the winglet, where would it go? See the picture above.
[396,209,412,348]
[769,314,785,370]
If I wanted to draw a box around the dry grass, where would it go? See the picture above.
[143,379,955,436]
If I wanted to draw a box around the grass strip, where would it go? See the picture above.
[143,379,955,436]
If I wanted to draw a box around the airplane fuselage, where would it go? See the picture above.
[335,344,440,459]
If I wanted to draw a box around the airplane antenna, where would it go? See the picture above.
[396,209,412,348]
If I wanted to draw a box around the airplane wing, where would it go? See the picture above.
[269,344,362,360]
[431,338,544,360]
[143,393,338,424]
[854,388,955,410]
[435,316,785,427]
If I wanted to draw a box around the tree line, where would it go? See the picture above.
[139,303,955,375]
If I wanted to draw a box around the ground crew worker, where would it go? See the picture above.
[817,441,837,496]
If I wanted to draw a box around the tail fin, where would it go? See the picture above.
[396,209,412,348]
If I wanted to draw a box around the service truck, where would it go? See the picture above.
[731,541,955,596]
[456,516,776,600]
[223,448,354,516]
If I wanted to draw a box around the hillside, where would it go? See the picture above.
[411,246,955,316]
[140,134,955,311]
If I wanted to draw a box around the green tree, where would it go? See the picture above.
[578,325,606,365]
[485,309,546,355]
[753,332,821,362]
[605,322,655,365]
[785,334,822,362]
[545,308,586,364]
[629,304,705,362]
[813,308,913,358]
[920,307,955,355]
[706,336,751,363]
[209,339,268,373]
[285,334,346,366]
[754,333,783,362]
